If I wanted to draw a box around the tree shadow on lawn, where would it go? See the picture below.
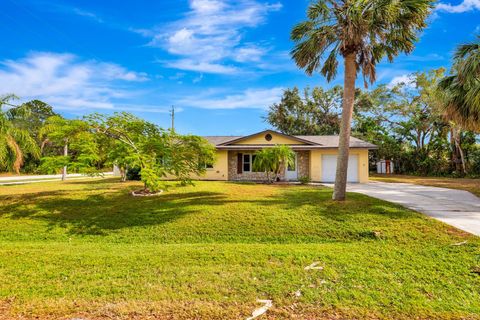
[0,188,228,235]
[0,182,422,238]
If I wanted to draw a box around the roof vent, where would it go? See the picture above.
[265,133,272,141]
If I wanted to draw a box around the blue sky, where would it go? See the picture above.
[0,0,479,135]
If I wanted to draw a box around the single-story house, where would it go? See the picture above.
[199,130,377,183]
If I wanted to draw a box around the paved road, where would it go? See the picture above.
[0,172,114,185]
[326,182,480,236]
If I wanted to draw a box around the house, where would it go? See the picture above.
[199,130,377,183]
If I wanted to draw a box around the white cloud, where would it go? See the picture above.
[401,53,445,62]
[190,0,227,14]
[140,0,282,74]
[72,8,104,23]
[388,74,416,88]
[233,45,267,62]
[0,52,149,111]
[437,0,480,13]
[178,87,284,109]
[164,59,238,74]
[193,74,204,83]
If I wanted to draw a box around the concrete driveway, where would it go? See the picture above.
[344,182,480,236]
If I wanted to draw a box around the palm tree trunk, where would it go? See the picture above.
[333,53,357,201]
[62,142,68,181]
[450,128,458,172]
[453,128,467,174]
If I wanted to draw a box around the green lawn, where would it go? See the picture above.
[0,179,479,319]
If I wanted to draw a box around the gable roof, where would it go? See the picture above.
[203,130,377,149]
[217,130,318,146]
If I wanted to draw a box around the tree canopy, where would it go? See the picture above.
[266,86,342,135]
[0,95,40,173]
[90,112,216,193]
[439,37,480,131]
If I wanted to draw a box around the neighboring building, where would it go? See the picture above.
[376,160,394,174]
[199,130,377,183]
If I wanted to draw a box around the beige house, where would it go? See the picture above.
[199,130,376,183]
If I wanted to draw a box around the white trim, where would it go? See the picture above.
[243,153,253,172]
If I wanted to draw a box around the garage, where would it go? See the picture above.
[321,154,359,182]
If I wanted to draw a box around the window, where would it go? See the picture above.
[199,159,214,170]
[242,154,258,173]
[243,154,251,172]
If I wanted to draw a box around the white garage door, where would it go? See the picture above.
[321,155,359,182]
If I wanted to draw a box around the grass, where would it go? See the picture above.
[0,179,479,319]
[370,174,480,197]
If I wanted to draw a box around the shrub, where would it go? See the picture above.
[298,176,311,184]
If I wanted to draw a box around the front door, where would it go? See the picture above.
[286,153,298,181]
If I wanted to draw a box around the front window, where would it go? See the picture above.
[242,154,258,173]
[205,162,214,169]
[243,154,251,172]
[199,159,214,170]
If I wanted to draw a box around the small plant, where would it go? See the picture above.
[253,145,295,183]
[298,176,311,185]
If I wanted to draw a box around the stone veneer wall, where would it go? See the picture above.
[227,150,310,181]
[296,150,310,180]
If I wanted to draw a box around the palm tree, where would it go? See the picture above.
[439,37,480,131]
[0,94,40,173]
[253,145,295,183]
[253,149,275,183]
[291,0,433,200]
[271,145,296,181]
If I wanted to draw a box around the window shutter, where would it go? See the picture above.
[237,153,243,174]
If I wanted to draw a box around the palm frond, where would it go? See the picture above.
[291,0,433,83]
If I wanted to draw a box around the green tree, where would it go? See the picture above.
[9,100,58,142]
[0,94,40,173]
[39,116,96,180]
[266,86,342,135]
[252,149,275,182]
[291,0,433,200]
[9,100,58,172]
[439,37,480,131]
[90,112,216,193]
[253,145,295,183]
[354,69,475,176]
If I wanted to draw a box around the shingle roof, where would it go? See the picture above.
[297,135,377,149]
[202,133,377,149]
[202,136,242,145]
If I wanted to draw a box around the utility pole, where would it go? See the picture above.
[170,105,175,132]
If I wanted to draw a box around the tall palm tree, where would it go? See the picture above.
[0,94,40,173]
[439,37,480,131]
[291,0,433,200]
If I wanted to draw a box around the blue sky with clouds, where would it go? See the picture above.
[0,0,479,135]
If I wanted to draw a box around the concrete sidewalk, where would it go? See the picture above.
[324,181,480,236]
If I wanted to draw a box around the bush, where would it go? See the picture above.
[298,176,311,184]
